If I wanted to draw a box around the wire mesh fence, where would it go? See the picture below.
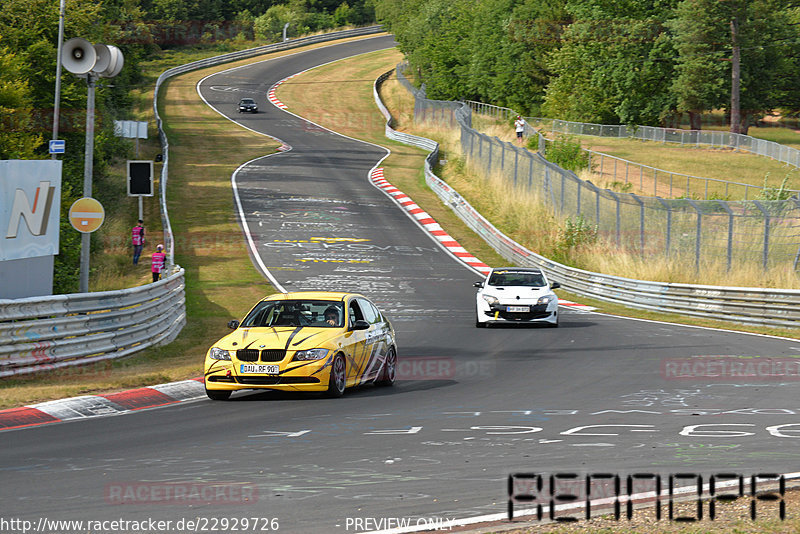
[398,67,800,271]
[466,101,800,201]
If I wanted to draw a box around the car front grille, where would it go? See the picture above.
[235,348,287,362]
[261,349,286,362]
[236,349,260,362]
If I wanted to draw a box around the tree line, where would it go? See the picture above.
[0,0,375,293]
[374,0,800,133]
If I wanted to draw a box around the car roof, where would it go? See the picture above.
[240,98,255,102]
[259,291,362,303]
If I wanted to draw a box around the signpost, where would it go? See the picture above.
[49,140,65,155]
[127,160,153,221]
[68,197,105,234]
[115,120,148,157]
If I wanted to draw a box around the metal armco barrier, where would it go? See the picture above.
[375,68,800,328]
[0,269,186,377]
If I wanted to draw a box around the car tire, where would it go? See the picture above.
[206,387,231,401]
[475,311,486,328]
[327,353,346,398]
[376,347,396,386]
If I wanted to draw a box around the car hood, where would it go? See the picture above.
[486,286,553,302]
[216,327,343,351]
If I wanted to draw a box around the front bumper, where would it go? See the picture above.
[479,302,558,323]
[204,355,332,392]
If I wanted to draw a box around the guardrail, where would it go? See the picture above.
[0,269,186,377]
[376,67,800,328]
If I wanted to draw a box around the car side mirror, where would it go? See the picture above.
[227,320,240,329]
[473,281,484,288]
[351,320,370,331]
[550,282,561,289]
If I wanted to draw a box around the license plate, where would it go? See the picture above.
[507,306,529,313]
[240,364,280,374]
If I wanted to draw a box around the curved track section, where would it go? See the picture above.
[3,36,800,533]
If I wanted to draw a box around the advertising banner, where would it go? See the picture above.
[0,160,62,261]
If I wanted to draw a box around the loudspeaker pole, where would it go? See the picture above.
[62,37,123,293]
[79,73,96,293]
[51,0,66,161]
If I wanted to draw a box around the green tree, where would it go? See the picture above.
[667,0,731,130]
[254,5,306,41]
[543,0,678,125]
[667,0,798,132]
[0,46,43,159]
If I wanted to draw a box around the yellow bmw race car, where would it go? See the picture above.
[203,291,397,400]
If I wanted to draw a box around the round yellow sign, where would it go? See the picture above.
[69,197,105,233]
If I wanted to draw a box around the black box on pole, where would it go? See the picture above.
[127,160,153,196]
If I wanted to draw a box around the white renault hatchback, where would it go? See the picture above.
[474,267,560,327]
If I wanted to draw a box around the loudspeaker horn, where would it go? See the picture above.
[99,45,124,78]
[92,44,111,75]
[62,38,96,75]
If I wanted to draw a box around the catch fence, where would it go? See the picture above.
[401,71,800,271]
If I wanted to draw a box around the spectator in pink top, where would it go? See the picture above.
[151,244,166,283]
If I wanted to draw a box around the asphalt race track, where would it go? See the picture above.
[5,35,800,533]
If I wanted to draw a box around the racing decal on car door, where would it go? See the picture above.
[360,329,389,384]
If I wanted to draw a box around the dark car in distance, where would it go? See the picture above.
[238,98,258,113]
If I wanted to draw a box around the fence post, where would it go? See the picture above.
[717,200,734,271]
[631,193,645,256]
[530,153,535,193]
[487,137,493,173]
[609,190,621,246]
[653,169,657,196]
[625,160,629,186]
[686,198,703,271]
[656,197,672,259]
[752,200,771,270]
[543,160,550,201]
[595,185,601,224]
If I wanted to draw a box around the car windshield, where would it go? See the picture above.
[488,271,545,287]
[241,300,344,328]
[240,99,255,104]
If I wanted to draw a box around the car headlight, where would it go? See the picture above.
[482,295,499,306]
[293,348,330,361]
[209,347,231,360]
[537,295,555,305]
